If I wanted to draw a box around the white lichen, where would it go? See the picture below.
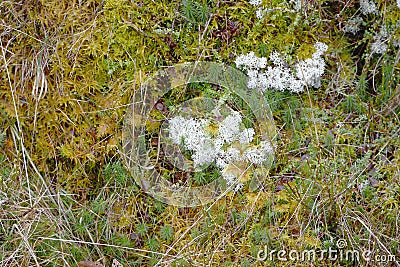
[392,38,400,48]
[167,111,274,190]
[370,26,388,54]
[370,38,388,54]
[235,42,328,93]
[343,16,364,34]
[289,0,302,11]
[249,0,262,6]
[235,52,267,70]
[360,0,378,15]
[256,7,264,19]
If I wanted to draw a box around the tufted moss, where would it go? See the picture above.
[0,0,345,194]
[1,1,400,265]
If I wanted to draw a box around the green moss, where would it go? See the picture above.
[1,0,400,266]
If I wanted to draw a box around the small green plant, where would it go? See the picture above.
[147,236,160,251]
[159,224,174,242]
[249,224,270,245]
[181,0,210,25]
[135,223,149,237]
